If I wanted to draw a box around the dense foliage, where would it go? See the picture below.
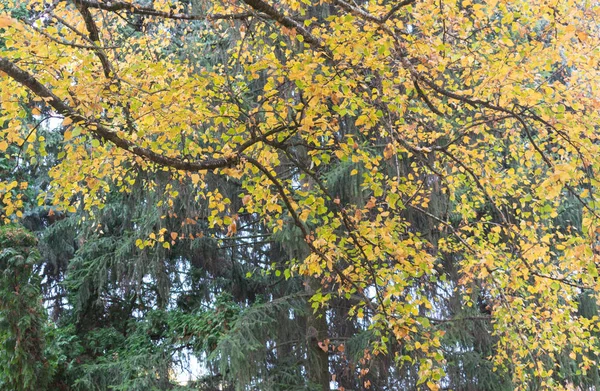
[1,0,600,389]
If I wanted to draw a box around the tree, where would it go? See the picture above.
[1,0,600,389]
[0,226,50,390]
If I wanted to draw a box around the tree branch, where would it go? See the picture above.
[70,0,258,21]
[0,57,240,172]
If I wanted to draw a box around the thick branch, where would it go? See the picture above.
[71,0,323,48]
[74,1,113,77]
[71,0,257,21]
[240,0,322,46]
[0,57,239,172]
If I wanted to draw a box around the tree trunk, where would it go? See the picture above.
[306,277,330,390]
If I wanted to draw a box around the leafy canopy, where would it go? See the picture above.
[1,0,600,388]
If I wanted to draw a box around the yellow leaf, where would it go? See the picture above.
[383,143,394,160]
[427,381,439,391]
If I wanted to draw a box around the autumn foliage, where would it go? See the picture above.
[1,0,600,389]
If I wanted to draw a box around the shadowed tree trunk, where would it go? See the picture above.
[306,277,330,390]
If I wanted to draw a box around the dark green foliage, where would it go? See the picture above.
[0,226,50,390]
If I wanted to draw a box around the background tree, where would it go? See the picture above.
[0,226,50,390]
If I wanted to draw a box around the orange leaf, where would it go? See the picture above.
[0,15,15,28]
[318,341,328,352]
